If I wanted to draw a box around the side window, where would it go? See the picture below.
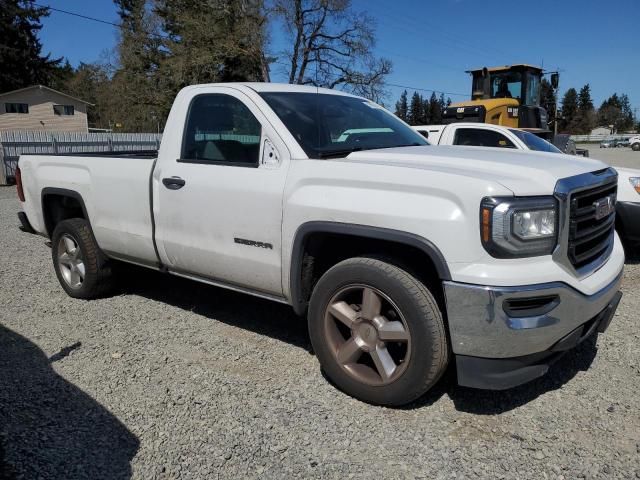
[53,105,75,115]
[182,94,261,166]
[5,103,29,114]
[453,128,516,149]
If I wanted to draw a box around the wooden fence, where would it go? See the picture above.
[0,131,162,184]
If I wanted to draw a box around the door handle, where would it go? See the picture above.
[162,176,186,190]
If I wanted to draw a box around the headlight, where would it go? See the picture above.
[480,197,558,258]
[630,177,640,195]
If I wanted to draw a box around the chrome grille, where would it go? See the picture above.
[553,168,618,277]
[567,178,617,269]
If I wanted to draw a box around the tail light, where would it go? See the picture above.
[16,167,25,202]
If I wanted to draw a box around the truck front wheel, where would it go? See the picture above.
[51,218,115,299]
[308,257,449,406]
[632,143,640,152]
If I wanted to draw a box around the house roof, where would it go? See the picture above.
[0,85,94,106]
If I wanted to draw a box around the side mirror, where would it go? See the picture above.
[550,73,559,89]
[262,138,280,166]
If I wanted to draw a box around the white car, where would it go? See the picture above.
[614,167,640,252]
[629,136,640,152]
[15,84,624,406]
[414,122,640,254]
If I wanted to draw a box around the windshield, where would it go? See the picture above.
[259,92,428,158]
[490,71,522,100]
[524,72,541,106]
[509,129,562,153]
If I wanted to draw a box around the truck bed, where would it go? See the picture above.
[19,153,159,266]
[27,150,159,159]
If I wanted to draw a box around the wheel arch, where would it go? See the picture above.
[41,187,91,238]
[289,221,451,316]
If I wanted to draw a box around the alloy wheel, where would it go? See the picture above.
[57,234,86,289]
[323,284,411,386]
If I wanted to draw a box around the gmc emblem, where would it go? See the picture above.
[594,196,615,220]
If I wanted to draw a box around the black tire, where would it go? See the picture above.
[308,257,449,406]
[51,218,115,299]
[632,143,640,152]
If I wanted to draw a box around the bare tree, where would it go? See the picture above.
[274,0,391,100]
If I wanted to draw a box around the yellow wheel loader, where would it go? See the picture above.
[443,64,559,140]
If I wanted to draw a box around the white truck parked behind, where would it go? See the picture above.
[16,84,624,406]
[413,122,562,153]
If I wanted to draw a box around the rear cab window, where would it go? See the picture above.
[452,128,516,149]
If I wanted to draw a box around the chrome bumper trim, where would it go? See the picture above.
[443,272,623,358]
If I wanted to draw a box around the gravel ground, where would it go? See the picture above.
[0,186,639,480]
[577,144,640,170]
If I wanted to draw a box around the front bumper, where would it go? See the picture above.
[454,291,621,390]
[616,201,640,248]
[443,272,623,389]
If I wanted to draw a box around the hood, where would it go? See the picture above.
[612,166,640,177]
[344,145,610,196]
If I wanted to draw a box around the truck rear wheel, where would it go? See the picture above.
[632,143,640,152]
[308,257,449,406]
[51,218,115,299]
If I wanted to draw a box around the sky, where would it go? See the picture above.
[38,0,639,113]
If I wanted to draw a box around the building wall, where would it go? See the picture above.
[0,88,88,132]
[590,127,612,136]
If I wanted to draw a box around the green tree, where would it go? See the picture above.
[421,95,431,124]
[62,62,112,129]
[0,0,63,91]
[618,94,634,131]
[394,90,408,121]
[106,0,167,131]
[540,78,556,130]
[428,92,442,124]
[408,92,424,125]
[559,88,578,133]
[574,84,595,134]
[597,93,634,133]
[157,0,267,85]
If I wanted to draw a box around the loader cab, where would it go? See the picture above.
[444,64,554,138]
[471,65,543,107]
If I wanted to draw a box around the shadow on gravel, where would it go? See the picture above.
[118,265,312,353]
[406,335,599,414]
[0,324,139,479]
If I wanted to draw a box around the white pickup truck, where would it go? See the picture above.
[413,122,640,255]
[16,83,624,406]
[413,122,563,153]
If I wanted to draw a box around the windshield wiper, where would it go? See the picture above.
[316,147,363,159]
[316,143,424,159]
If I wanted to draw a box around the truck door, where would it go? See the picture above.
[153,88,289,296]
